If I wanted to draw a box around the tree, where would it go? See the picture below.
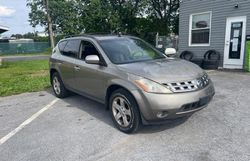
[109,0,145,33]
[44,0,55,48]
[27,0,55,48]
[49,0,83,35]
[27,0,180,45]
[27,0,83,47]
[11,34,23,39]
[147,0,179,35]
[78,0,120,33]
[23,32,36,39]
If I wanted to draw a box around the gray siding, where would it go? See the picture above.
[179,0,250,66]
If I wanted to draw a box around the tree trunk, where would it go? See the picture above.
[44,0,55,48]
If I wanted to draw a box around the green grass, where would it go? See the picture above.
[0,60,50,96]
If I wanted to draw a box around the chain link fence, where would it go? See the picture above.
[155,34,179,52]
[0,42,50,54]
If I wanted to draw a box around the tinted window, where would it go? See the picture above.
[99,38,165,64]
[62,39,81,58]
[80,41,100,60]
[58,41,67,52]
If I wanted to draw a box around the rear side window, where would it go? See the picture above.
[58,41,67,52]
[61,39,81,58]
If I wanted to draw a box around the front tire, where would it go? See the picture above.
[51,72,69,98]
[109,89,140,133]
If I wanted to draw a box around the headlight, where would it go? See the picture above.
[129,74,172,94]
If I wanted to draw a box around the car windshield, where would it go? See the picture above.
[99,37,166,64]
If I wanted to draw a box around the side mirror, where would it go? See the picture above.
[85,55,100,65]
[165,48,177,56]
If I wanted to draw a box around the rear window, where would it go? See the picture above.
[58,41,67,52]
[61,39,81,58]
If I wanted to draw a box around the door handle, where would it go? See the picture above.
[74,66,80,71]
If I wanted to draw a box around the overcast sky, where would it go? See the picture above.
[0,0,43,36]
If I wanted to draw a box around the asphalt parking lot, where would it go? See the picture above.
[0,71,250,161]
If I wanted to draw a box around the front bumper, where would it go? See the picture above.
[131,81,215,124]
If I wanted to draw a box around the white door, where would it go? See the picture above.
[223,16,247,69]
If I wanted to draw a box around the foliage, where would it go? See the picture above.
[147,0,179,34]
[78,0,120,33]
[0,60,50,96]
[11,33,46,41]
[27,0,180,43]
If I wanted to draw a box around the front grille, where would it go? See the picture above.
[163,74,209,93]
[182,101,200,111]
[180,96,211,112]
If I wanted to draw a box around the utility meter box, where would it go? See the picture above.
[244,35,250,72]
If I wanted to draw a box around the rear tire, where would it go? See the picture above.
[109,89,140,134]
[51,72,69,98]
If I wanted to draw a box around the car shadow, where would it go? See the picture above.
[138,117,189,134]
[45,89,189,134]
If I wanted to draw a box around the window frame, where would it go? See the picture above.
[189,11,212,47]
[98,37,166,65]
[58,40,68,53]
[79,39,108,66]
[61,39,81,59]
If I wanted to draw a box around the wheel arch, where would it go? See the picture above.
[106,84,128,109]
[105,82,138,111]
[50,68,58,83]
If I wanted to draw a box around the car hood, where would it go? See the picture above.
[118,58,205,83]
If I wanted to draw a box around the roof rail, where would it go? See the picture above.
[64,34,83,38]
[64,32,120,39]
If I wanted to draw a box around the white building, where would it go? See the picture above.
[37,32,48,37]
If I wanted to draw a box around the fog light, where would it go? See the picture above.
[156,111,169,118]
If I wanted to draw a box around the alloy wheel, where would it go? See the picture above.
[112,96,132,127]
[53,76,61,95]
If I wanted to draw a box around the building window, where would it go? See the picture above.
[189,12,211,46]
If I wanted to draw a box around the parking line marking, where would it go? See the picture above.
[0,98,59,145]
